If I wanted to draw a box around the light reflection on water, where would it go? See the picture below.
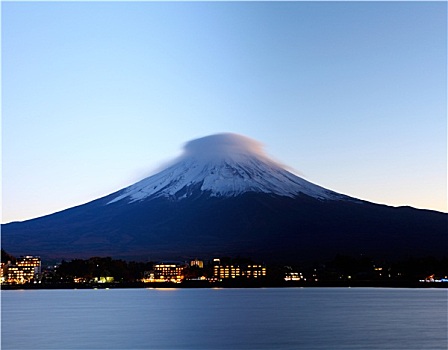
[1,288,447,350]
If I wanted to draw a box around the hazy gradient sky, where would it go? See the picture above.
[2,1,447,223]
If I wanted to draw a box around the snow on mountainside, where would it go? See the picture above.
[108,133,349,204]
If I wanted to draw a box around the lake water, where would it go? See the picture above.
[1,288,446,350]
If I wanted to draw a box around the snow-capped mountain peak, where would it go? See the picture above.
[107,133,346,204]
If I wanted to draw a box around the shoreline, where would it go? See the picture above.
[1,280,446,290]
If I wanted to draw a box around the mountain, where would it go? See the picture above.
[2,133,447,263]
[108,133,349,203]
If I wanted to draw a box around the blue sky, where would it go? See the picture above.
[2,1,446,223]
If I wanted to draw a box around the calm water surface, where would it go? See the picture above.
[1,288,447,349]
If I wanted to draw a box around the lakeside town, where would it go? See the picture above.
[1,250,447,288]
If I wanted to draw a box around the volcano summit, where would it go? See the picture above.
[108,133,348,203]
[2,133,446,263]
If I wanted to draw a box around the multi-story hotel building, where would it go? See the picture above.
[244,264,267,278]
[214,264,241,279]
[5,256,41,284]
[17,256,41,273]
[143,262,186,283]
[213,259,266,280]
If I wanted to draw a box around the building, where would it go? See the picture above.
[143,262,186,283]
[91,276,114,283]
[5,256,41,284]
[284,272,305,281]
[214,264,241,279]
[213,258,267,280]
[0,263,5,284]
[17,256,41,273]
[190,258,204,268]
[244,264,267,278]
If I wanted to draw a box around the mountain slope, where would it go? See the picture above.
[2,133,446,263]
